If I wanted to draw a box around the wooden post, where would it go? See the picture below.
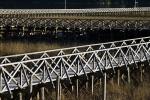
[91,75,94,96]
[103,73,107,100]
[29,77,33,100]
[117,69,120,86]
[127,67,130,84]
[0,71,2,100]
[56,77,60,100]
[11,94,13,99]
[55,27,58,38]
[0,26,2,38]
[29,95,32,100]
[99,78,102,86]
[140,64,143,82]
[86,81,88,90]
[71,85,74,93]
[19,92,22,100]
[0,70,2,100]
[59,82,62,100]
[99,78,102,93]
[23,26,25,35]
[37,91,40,100]
[33,27,36,35]
[110,75,114,85]
[76,78,79,99]
[41,87,45,100]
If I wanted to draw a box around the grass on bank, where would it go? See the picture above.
[31,71,150,100]
[0,40,78,56]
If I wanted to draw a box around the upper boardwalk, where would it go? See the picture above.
[0,36,150,95]
[1,7,150,17]
[0,7,150,34]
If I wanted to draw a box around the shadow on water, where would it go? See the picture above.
[0,29,150,56]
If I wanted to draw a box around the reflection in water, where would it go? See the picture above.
[0,40,91,56]
[0,29,149,56]
[0,39,82,56]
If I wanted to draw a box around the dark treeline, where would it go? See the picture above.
[0,0,149,9]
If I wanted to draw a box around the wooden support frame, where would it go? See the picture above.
[0,36,149,98]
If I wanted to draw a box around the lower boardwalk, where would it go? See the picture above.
[0,36,150,99]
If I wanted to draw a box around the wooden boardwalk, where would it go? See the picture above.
[0,7,150,38]
[0,36,150,100]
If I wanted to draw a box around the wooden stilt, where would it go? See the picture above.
[11,94,14,99]
[0,71,2,100]
[37,91,40,100]
[59,83,62,100]
[99,78,102,93]
[19,92,22,100]
[127,67,130,84]
[117,69,120,86]
[99,78,102,86]
[86,81,88,90]
[91,75,94,96]
[110,76,114,85]
[29,95,32,100]
[71,85,74,93]
[55,27,58,38]
[103,73,107,100]
[140,65,143,82]
[22,26,25,35]
[56,77,60,100]
[76,78,79,99]
[41,87,45,100]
